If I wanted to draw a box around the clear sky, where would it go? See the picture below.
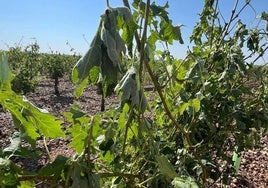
[0,0,267,63]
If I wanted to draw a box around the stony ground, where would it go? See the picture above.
[0,77,268,187]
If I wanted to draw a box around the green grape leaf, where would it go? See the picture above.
[74,77,89,98]
[232,150,242,174]
[37,155,68,177]
[71,164,90,188]
[118,104,130,130]
[68,116,90,154]
[121,19,138,55]
[150,2,169,21]
[0,158,19,187]
[21,97,65,138]
[1,92,64,147]
[148,30,160,49]
[179,102,189,115]
[189,98,201,112]
[89,66,100,83]
[91,115,103,141]
[172,176,199,188]
[160,20,174,44]
[18,181,35,188]
[155,155,179,179]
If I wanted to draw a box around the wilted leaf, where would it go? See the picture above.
[72,31,102,91]
[115,67,148,113]
[115,7,132,22]
[173,25,184,44]
[101,28,120,66]
[3,132,21,154]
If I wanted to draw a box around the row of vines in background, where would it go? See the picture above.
[5,42,80,95]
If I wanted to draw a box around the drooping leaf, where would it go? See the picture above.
[2,132,39,158]
[100,44,119,97]
[115,7,132,22]
[101,8,126,68]
[72,30,102,94]
[173,25,184,44]
[115,67,149,113]
[160,20,174,44]
[101,28,120,66]
[3,132,21,154]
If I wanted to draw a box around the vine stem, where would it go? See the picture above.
[106,0,110,7]
[122,0,141,51]
[87,116,94,165]
[122,107,134,156]
[43,136,52,162]
[143,39,208,188]
[138,0,150,83]
[122,0,207,185]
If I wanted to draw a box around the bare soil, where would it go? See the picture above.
[0,77,267,187]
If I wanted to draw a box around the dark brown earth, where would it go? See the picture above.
[0,77,267,187]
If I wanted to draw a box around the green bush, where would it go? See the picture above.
[7,42,41,94]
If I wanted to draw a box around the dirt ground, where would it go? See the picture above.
[0,77,268,187]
